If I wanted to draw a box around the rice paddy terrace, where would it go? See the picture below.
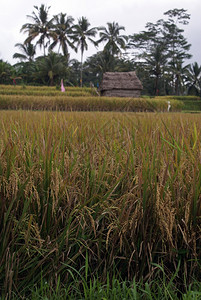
[0,85,200,298]
[0,84,191,112]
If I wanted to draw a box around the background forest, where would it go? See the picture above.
[0,4,201,96]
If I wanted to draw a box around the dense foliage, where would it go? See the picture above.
[0,5,201,96]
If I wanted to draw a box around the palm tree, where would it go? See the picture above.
[73,17,97,87]
[13,42,36,62]
[49,13,75,58]
[145,44,167,95]
[174,62,190,95]
[186,62,201,96]
[168,60,190,95]
[34,52,69,86]
[97,22,128,56]
[21,4,55,56]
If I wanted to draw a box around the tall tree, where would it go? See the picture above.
[21,4,55,56]
[73,17,97,87]
[145,44,168,95]
[128,21,168,95]
[128,8,192,95]
[170,61,190,95]
[13,42,36,62]
[49,13,75,58]
[95,22,128,72]
[97,22,128,56]
[162,9,192,93]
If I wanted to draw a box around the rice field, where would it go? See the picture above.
[0,86,200,298]
[0,109,200,298]
[0,85,185,112]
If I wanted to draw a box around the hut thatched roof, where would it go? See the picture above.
[100,71,143,91]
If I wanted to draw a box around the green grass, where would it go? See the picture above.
[169,96,201,112]
[182,101,201,112]
[2,261,201,299]
[5,277,201,300]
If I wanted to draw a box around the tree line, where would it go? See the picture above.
[0,4,201,96]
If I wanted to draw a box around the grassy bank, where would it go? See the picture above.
[0,95,183,112]
[166,95,201,112]
[0,85,94,97]
[0,111,200,298]
[1,85,201,112]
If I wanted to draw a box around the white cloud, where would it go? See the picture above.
[0,0,200,65]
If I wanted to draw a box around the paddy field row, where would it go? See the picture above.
[0,110,200,298]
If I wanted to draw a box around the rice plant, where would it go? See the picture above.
[0,111,200,298]
[0,94,183,112]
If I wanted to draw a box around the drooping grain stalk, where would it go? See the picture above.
[0,111,200,297]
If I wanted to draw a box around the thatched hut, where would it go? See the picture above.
[100,71,143,97]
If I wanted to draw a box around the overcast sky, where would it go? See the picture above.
[0,0,200,65]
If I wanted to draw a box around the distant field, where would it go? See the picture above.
[0,85,94,97]
[0,110,200,297]
[0,84,190,112]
